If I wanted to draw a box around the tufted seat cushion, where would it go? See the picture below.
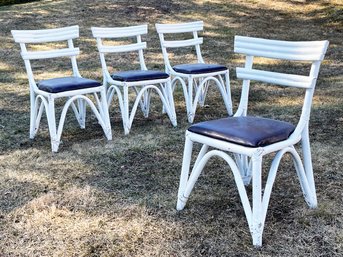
[173,63,227,74]
[111,70,169,82]
[188,116,295,147]
[37,77,101,93]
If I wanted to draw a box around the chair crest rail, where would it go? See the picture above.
[155,21,203,33]
[91,25,148,38]
[12,25,79,43]
[234,36,329,61]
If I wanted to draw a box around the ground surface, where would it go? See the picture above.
[0,0,342,256]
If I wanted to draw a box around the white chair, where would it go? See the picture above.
[91,25,177,135]
[155,21,233,123]
[176,36,329,246]
[11,25,112,152]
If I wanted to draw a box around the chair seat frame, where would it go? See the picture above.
[176,36,329,246]
[92,25,177,135]
[156,21,233,123]
[11,25,112,152]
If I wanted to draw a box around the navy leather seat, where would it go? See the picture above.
[188,116,295,147]
[37,77,101,93]
[111,70,169,82]
[173,63,227,74]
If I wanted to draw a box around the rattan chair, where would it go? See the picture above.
[11,25,112,152]
[176,35,329,246]
[155,21,233,123]
[92,25,177,135]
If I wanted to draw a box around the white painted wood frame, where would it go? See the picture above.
[155,21,233,123]
[11,25,112,152]
[176,35,329,247]
[92,25,177,134]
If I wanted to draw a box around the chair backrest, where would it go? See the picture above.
[11,25,81,90]
[155,21,205,72]
[91,25,148,78]
[234,35,329,136]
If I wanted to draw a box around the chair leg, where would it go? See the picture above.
[185,72,232,123]
[223,72,233,116]
[46,98,60,152]
[198,78,209,107]
[142,88,151,118]
[122,85,131,135]
[177,136,194,210]
[251,154,263,247]
[99,89,112,140]
[187,76,195,123]
[29,93,36,139]
[134,86,151,118]
[70,98,86,129]
[30,94,44,139]
[161,81,177,126]
[78,98,86,129]
[301,126,317,207]
[241,154,252,185]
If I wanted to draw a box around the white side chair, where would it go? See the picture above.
[11,25,112,152]
[176,36,329,246]
[155,21,233,123]
[91,25,177,135]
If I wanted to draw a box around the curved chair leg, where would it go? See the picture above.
[197,78,209,107]
[134,86,151,118]
[184,73,232,123]
[117,83,177,135]
[130,85,177,129]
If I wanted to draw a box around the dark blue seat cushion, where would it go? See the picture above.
[111,70,169,82]
[37,77,101,93]
[173,63,227,74]
[188,116,295,147]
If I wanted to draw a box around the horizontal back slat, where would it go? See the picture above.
[98,42,146,53]
[234,36,329,61]
[236,68,314,88]
[163,38,203,48]
[21,48,80,60]
[11,25,79,43]
[91,25,147,38]
[155,21,203,34]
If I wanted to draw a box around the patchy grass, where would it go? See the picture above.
[0,0,342,256]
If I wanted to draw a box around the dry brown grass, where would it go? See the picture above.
[0,0,342,256]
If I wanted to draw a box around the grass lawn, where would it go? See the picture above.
[0,0,342,256]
